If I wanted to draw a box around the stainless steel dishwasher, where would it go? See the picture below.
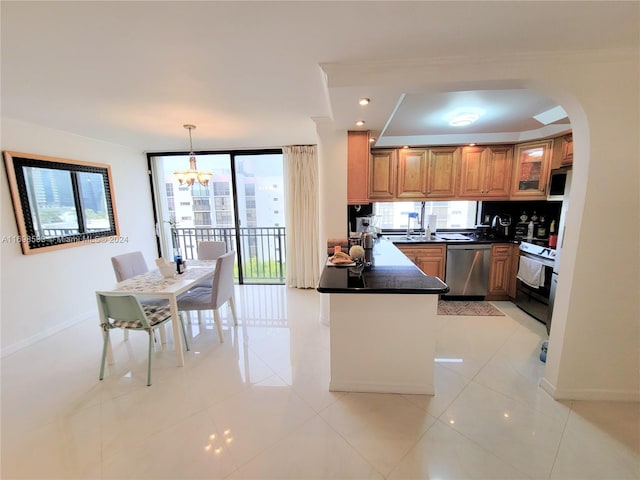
[444,244,491,296]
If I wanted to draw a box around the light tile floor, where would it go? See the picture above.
[2,285,638,479]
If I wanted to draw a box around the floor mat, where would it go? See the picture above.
[437,300,505,316]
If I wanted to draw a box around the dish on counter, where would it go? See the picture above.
[326,258,356,267]
[327,251,356,267]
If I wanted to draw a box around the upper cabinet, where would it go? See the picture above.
[459,145,512,199]
[347,131,370,205]
[561,135,573,166]
[363,136,560,203]
[378,146,459,200]
[426,147,459,198]
[396,148,428,198]
[510,139,554,199]
[551,133,573,169]
[369,149,397,200]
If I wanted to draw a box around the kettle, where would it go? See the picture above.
[491,214,512,238]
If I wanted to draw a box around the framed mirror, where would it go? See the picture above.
[3,151,120,254]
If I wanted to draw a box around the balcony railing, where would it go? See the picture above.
[172,227,286,284]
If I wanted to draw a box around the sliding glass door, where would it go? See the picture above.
[148,150,285,284]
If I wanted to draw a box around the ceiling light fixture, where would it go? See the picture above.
[358,97,370,106]
[355,120,365,126]
[449,113,480,127]
[173,124,212,187]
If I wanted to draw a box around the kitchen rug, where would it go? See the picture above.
[437,300,505,316]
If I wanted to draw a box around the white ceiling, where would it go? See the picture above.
[2,1,638,152]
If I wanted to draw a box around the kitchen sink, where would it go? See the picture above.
[385,233,474,243]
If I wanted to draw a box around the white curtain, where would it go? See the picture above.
[283,145,320,288]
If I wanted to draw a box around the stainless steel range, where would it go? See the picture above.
[514,241,556,333]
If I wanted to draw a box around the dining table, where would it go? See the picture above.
[98,259,216,366]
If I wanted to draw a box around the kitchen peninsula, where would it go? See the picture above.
[317,238,448,394]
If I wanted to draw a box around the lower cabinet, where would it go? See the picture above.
[487,243,515,300]
[395,244,446,280]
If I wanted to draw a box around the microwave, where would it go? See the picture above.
[547,168,570,200]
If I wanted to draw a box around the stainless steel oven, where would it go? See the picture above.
[514,242,556,333]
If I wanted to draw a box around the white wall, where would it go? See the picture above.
[321,49,640,401]
[1,119,158,355]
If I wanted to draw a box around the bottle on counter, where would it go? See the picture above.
[548,220,558,247]
[520,211,528,223]
[537,216,547,238]
[527,221,534,239]
[174,248,184,274]
[425,224,432,238]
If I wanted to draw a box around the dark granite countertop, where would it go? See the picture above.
[317,238,449,294]
[384,233,518,245]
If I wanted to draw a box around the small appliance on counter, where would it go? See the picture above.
[362,231,374,266]
[490,214,512,239]
[474,224,492,240]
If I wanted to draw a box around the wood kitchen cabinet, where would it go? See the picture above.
[561,135,573,166]
[347,131,370,205]
[509,243,519,299]
[510,139,554,199]
[550,133,573,169]
[369,149,397,200]
[396,244,446,280]
[459,145,513,199]
[397,148,428,198]
[426,147,459,198]
[486,243,513,300]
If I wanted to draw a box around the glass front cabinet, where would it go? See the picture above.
[511,139,554,199]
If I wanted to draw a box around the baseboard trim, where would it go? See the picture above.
[540,377,640,402]
[1,310,95,358]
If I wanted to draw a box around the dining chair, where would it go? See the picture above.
[192,241,227,292]
[198,240,226,260]
[111,251,149,282]
[96,292,190,386]
[177,251,238,343]
[111,251,167,342]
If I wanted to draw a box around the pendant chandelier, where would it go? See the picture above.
[173,124,212,187]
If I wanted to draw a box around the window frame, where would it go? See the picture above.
[3,151,120,254]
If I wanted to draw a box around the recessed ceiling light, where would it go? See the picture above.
[355,120,365,126]
[449,113,479,127]
[358,98,370,106]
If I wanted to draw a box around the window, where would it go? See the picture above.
[192,198,211,210]
[215,211,233,226]
[213,182,230,196]
[3,151,119,254]
[193,212,212,226]
[149,150,285,285]
[191,184,209,197]
[373,201,478,231]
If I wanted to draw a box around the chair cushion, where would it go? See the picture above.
[111,304,172,329]
[176,286,212,311]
